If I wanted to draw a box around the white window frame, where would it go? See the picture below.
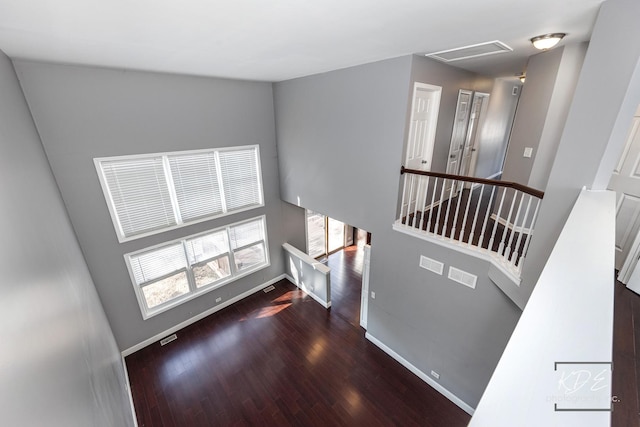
[95,145,264,243]
[125,215,270,319]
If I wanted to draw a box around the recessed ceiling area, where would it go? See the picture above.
[0,0,604,82]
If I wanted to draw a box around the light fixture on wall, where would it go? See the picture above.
[516,73,526,83]
[530,33,566,50]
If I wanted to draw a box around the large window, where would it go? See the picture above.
[95,146,263,242]
[125,216,269,319]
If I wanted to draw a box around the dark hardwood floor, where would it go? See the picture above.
[612,280,640,426]
[126,245,471,426]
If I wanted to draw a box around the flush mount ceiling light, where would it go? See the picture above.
[530,33,566,50]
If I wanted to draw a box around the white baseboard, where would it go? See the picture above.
[121,354,138,427]
[490,213,532,234]
[121,274,287,356]
[485,171,502,180]
[284,273,331,309]
[365,332,475,416]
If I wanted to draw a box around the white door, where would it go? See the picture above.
[306,210,326,258]
[610,106,640,273]
[405,82,442,170]
[459,92,490,178]
[446,90,474,175]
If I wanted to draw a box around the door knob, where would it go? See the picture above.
[421,160,428,164]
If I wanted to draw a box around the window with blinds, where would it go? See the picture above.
[125,216,269,319]
[95,146,263,242]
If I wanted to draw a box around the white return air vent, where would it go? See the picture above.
[160,334,177,346]
[419,255,444,275]
[425,40,512,63]
[448,266,477,289]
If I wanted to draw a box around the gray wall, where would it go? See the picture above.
[528,42,588,190]
[0,53,133,425]
[502,43,587,191]
[501,48,564,187]
[475,78,522,179]
[14,61,288,351]
[274,55,522,408]
[407,56,517,180]
[522,0,640,298]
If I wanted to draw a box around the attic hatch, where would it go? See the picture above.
[425,40,512,62]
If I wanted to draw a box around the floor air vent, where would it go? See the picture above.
[448,267,477,289]
[263,285,276,293]
[160,334,177,346]
[425,40,512,63]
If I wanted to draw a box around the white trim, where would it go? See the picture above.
[282,242,330,275]
[392,221,521,285]
[125,215,270,320]
[284,273,332,309]
[619,225,640,283]
[365,332,475,415]
[121,355,139,427]
[94,145,264,243]
[121,274,286,356]
[360,245,371,329]
[485,171,502,180]
[489,213,533,234]
[405,82,442,169]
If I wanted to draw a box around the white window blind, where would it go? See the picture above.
[125,216,269,319]
[95,145,263,242]
[185,230,229,264]
[100,157,176,238]
[168,153,223,222]
[219,148,262,211]
[129,243,187,285]
[229,219,264,250]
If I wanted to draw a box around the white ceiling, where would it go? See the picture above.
[0,0,605,82]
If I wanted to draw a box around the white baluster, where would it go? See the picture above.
[511,194,533,266]
[468,184,485,247]
[489,187,506,252]
[504,190,524,262]
[411,175,421,228]
[418,176,430,231]
[399,173,409,225]
[498,188,517,257]
[426,178,438,233]
[458,184,473,243]
[479,185,497,250]
[518,197,542,271]
[451,178,464,241]
[443,179,456,239]
[434,179,447,237]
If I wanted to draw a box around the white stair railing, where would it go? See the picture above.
[396,167,544,277]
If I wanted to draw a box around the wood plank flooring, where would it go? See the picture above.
[126,245,471,426]
[612,280,640,426]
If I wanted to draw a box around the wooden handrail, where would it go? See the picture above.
[401,166,544,199]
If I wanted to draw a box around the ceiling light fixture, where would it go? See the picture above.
[530,33,566,50]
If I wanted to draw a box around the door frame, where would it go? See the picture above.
[360,244,371,330]
[446,89,474,175]
[463,92,490,179]
[619,227,640,284]
[305,210,348,259]
[405,82,442,170]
